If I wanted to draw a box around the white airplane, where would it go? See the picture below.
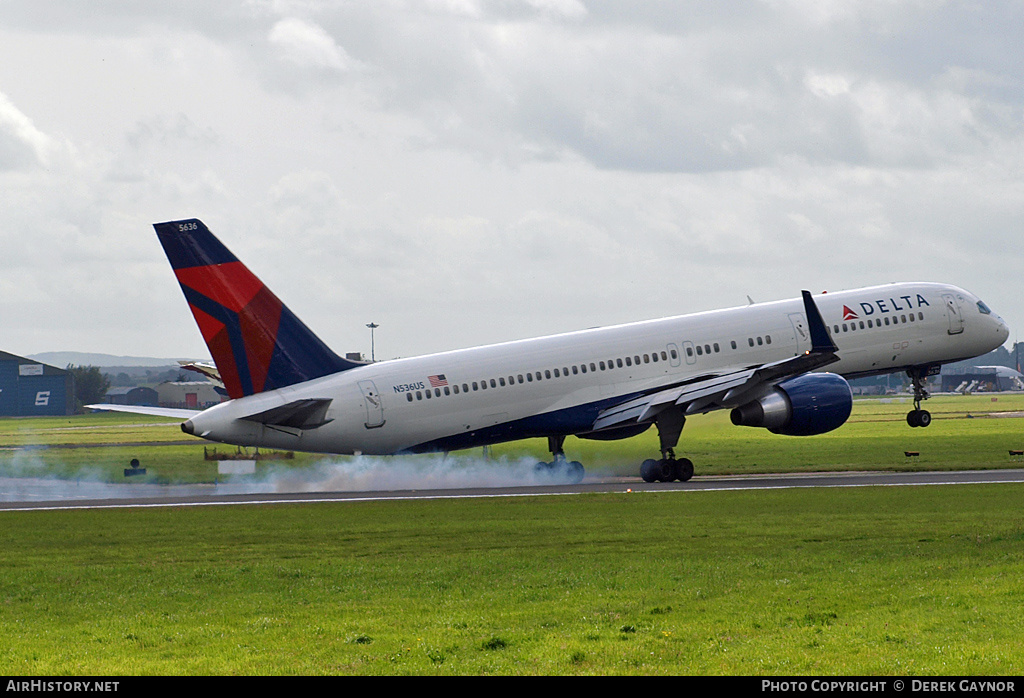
[91,218,1010,483]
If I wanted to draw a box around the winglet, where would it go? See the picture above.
[802,290,838,354]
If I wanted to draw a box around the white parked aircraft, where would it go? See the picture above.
[91,219,1010,483]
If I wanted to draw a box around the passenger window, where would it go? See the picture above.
[407,393,413,402]
[748,337,755,346]
[713,343,719,353]
[696,346,703,356]
[472,382,478,391]
[572,366,578,375]
[444,387,450,396]
[670,350,678,359]
[765,336,771,345]
[731,340,737,350]
[757,337,763,345]
[545,370,552,379]
[416,391,423,400]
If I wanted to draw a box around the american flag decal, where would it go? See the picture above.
[428,374,448,388]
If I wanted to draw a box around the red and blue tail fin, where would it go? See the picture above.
[154,218,360,399]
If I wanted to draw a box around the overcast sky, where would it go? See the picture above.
[1,1,1021,363]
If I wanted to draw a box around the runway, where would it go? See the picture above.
[2,468,1024,511]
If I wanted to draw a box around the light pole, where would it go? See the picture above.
[366,323,379,362]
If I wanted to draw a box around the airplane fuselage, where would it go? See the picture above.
[182,282,1009,456]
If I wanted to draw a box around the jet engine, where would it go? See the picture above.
[730,373,852,436]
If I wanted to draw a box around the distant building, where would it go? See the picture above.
[104,386,159,407]
[156,381,223,409]
[0,351,75,416]
[942,366,1024,392]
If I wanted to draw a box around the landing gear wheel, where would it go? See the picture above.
[566,460,585,484]
[907,409,931,428]
[656,459,676,483]
[534,458,586,484]
[640,459,660,483]
[673,458,694,482]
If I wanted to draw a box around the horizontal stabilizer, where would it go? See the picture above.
[240,398,334,430]
[86,404,200,420]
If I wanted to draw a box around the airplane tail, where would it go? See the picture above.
[153,218,360,399]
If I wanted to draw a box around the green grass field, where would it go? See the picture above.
[0,394,1022,675]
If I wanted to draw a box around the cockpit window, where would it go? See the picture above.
[977,300,992,315]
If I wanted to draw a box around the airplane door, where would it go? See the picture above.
[666,343,681,368]
[682,341,697,365]
[788,313,810,353]
[941,293,964,335]
[358,380,385,429]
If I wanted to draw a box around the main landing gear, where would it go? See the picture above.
[640,408,694,483]
[534,435,585,484]
[906,367,932,428]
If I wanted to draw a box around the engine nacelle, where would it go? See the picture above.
[730,373,852,436]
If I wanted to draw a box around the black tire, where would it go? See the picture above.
[674,458,694,482]
[640,459,660,483]
[566,460,585,484]
[657,459,676,482]
[907,410,921,427]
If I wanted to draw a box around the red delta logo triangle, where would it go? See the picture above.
[842,305,858,321]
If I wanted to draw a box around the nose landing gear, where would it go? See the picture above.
[907,367,933,428]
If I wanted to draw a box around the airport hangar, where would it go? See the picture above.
[0,351,75,416]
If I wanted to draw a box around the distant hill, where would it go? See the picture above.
[28,352,209,368]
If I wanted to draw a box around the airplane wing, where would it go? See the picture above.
[591,290,839,432]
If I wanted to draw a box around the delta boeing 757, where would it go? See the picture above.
[92,219,1010,483]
